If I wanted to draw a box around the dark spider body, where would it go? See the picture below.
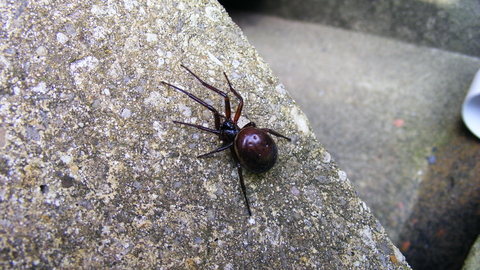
[235,125,278,173]
[162,65,290,216]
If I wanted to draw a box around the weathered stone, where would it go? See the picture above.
[227,0,480,57]
[232,13,480,269]
[0,0,410,268]
[463,234,480,270]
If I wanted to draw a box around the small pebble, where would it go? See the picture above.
[121,108,132,118]
[290,186,300,196]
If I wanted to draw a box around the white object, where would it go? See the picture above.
[462,69,480,139]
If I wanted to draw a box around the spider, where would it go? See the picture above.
[162,65,291,216]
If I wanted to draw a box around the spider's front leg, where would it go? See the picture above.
[161,80,222,130]
[181,65,234,122]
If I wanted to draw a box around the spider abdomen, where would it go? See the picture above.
[234,127,278,173]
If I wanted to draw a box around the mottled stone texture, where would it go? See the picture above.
[232,13,480,270]
[0,0,410,269]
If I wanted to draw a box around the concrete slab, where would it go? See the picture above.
[232,12,480,269]
[221,0,480,57]
[0,1,410,269]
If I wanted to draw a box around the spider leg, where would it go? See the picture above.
[181,65,233,120]
[173,120,220,135]
[197,142,233,158]
[236,162,252,216]
[262,128,291,141]
[163,81,221,130]
[223,72,244,123]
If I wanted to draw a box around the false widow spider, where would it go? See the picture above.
[162,65,290,216]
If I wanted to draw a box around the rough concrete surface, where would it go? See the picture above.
[0,0,410,269]
[231,13,480,269]
[463,234,480,270]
